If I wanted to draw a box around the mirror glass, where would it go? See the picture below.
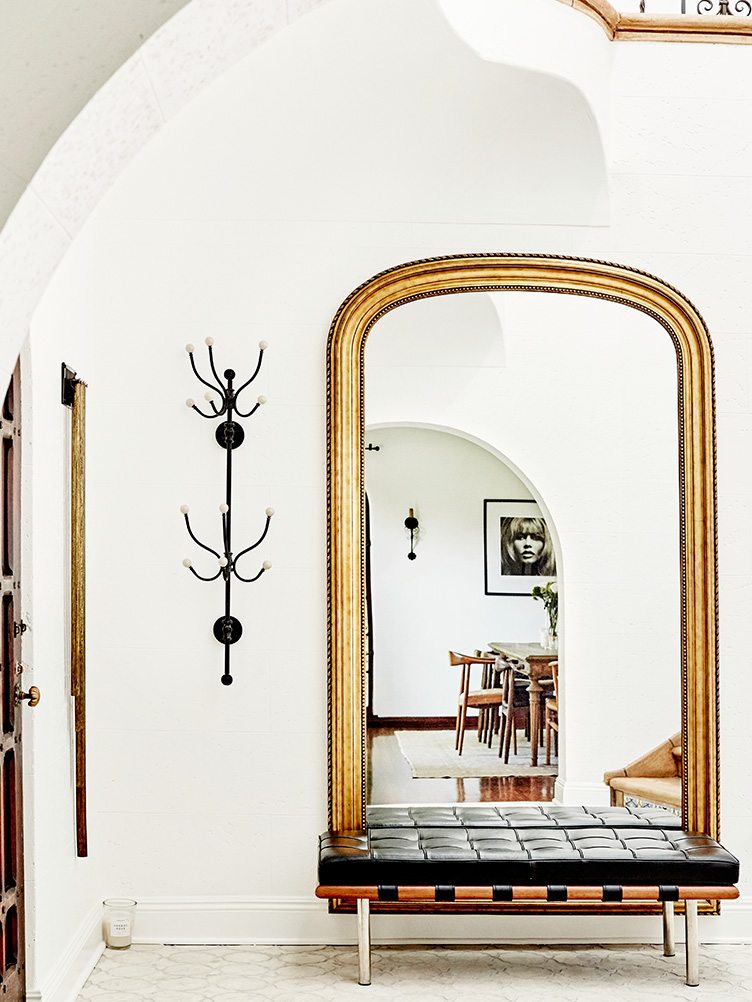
[364,291,681,809]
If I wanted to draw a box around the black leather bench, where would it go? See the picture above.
[316,805,739,988]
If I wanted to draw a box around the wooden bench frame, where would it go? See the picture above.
[316,884,739,988]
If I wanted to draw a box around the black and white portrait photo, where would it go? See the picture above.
[484,499,557,595]
[499,515,556,577]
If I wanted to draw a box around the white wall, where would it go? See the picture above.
[14,0,752,976]
[366,426,541,718]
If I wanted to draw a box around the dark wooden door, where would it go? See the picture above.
[0,364,25,1000]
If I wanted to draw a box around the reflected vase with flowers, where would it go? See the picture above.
[532,580,558,651]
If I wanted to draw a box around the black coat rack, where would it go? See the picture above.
[181,337,273,685]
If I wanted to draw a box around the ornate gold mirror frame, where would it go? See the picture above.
[327,254,718,913]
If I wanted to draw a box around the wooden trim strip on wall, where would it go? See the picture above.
[71,379,87,858]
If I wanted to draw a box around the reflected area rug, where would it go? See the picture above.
[395,729,558,779]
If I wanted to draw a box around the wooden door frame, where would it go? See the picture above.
[1,362,25,998]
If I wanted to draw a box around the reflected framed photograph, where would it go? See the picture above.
[483,499,557,596]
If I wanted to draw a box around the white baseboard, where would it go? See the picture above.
[26,902,104,1002]
[17,894,752,1002]
[135,896,329,944]
[705,897,752,942]
[132,894,752,946]
[555,779,611,805]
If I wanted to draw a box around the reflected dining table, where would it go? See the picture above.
[488,643,558,767]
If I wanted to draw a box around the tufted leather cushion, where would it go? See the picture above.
[366,804,682,830]
[319,808,738,888]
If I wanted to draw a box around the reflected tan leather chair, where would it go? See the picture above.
[603,731,682,809]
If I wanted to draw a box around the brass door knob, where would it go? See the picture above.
[15,685,40,708]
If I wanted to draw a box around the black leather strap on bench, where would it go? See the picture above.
[602,885,623,902]
[492,885,513,902]
[435,886,455,902]
[377,885,398,901]
[659,885,680,901]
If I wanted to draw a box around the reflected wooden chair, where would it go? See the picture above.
[498,661,533,762]
[474,649,502,745]
[545,660,559,765]
[449,650,502,755]
[484,655,525,748]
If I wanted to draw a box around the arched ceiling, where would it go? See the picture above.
[0,0,191,229]
[96,0,608,227]
[0,0,746,244]
[0,0,743,386]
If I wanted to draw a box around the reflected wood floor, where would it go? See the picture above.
[368,727,556,804]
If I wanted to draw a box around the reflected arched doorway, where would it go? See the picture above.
[364,423,562,805]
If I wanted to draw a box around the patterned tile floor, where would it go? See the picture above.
[77,943,752,1001]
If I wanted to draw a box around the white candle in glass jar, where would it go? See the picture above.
[103,898,136,949]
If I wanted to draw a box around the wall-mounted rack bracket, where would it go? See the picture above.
[61,362,79,407]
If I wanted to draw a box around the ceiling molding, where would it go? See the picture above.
[559,0,752,43]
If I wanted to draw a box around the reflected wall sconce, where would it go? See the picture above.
[181,337,273,686]
[404,507,419,561]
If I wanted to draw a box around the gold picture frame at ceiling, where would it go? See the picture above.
[326,254,719,912]
[560,0,752,44]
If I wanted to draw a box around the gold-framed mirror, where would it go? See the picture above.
[326,254,718,913]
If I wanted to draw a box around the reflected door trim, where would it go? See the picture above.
[326,255,718,862]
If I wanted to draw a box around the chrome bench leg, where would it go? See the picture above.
[357,898,371,985]
[685,899,699,987]
[662,901,675,957]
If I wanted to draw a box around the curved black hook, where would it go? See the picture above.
[232,511,273,567]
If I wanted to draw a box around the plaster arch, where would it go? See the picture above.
[0,0,611,383]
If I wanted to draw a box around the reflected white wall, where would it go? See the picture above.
[365,426,541,718]
[367,290,680,803]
